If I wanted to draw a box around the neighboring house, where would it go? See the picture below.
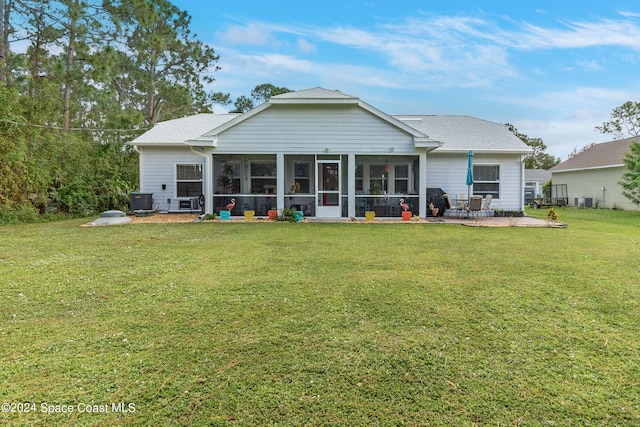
[549,137,636,210]
[525,169,552,198]
[130,87,532,218]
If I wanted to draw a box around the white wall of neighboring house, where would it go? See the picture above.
[552,166,636,210]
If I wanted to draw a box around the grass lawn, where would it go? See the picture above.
[1,208,639,426]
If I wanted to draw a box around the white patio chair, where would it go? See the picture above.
[443,194,463,217]
[481,195,493,216]
[468,196,483,218]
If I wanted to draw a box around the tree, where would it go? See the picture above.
[229,95,254,113]
[0,0,9,82]
[597,101,640,206]
[596,101,640,139]
[216,83,292,113]
[506,124,560,169]
[0,0,220,222]
[251,83,290,104]
[103,0,220,125]
[619,141,640,206]
[567,143,596,159]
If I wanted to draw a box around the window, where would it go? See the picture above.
[355,164,363,192]
[250,161,277,194]
[216,161,241,194]
[473,165,499,198]
[394,164,409,194]
[293,162,311,193]
[369,164,388,194]
[176,164,202,197]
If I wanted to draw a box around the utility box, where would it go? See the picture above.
[130,192,153,211]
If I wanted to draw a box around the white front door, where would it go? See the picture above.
[316,160,341,217]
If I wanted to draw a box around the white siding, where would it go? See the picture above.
[139,146,203,212]
[214,105,417,155]
[426,153,524,210]
[552,167,638,211]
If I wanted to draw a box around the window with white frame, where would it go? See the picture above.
[250,161,277,194]
[369,164,388,194]
[176,164,203,197]
[355,164,363,192]
[216,161,241,194]
[364,163,412,194]
[293,161,311,193]
[473,165,500,198]
[394,164,409,194]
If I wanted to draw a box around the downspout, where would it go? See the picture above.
[520,154,526,210]
[190,146,213,214]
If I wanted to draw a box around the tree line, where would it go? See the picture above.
[0,0,220,222]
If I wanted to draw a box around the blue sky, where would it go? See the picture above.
[171,0,640,160]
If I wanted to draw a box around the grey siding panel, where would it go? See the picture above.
[215,105,417,154]
[139,147,203,211]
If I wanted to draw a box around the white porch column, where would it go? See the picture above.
[347,154,356,217]
[204,148,214,214]
[276,152,285,211]
[190,146,214,214]
[419,149,428,217]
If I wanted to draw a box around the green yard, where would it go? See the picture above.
[1,208,639,426]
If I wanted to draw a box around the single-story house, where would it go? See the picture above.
[549,137,637,210]
[129,87,532,218]
[525,169,552,198]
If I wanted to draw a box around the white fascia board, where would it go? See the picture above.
[186,137,217,147]
[127,141,188,147]
[434,148,533,154]
[414,138,442,149]
[552,164,624,173]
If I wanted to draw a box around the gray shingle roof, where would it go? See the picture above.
[395,115,531,153]
[271,87,356,100]
[131,113,239,145]
[550,137,635,172]
[525,169,552,182]
[128,89,531,154]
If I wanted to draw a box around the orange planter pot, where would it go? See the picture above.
[401,211,412,221]
[268,209,278,220]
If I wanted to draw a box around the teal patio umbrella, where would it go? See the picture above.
[466,150,474,202]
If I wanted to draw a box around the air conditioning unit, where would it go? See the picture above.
[178,197,199,210]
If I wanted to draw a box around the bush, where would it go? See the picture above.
[55,179,99,217]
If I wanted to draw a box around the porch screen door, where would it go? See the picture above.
[316,160,341,217]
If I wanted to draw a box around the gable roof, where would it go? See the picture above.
[131,113,239,146]
[396,115,532,153]
[192,87,439,148]
[550,137,635,172]
[128,88,530,154]
[525,169,552,182]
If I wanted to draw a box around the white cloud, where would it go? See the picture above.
[215,23,277,47]
[513,19,640,50]
[506,87,640,160]
[297,38,317,54]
